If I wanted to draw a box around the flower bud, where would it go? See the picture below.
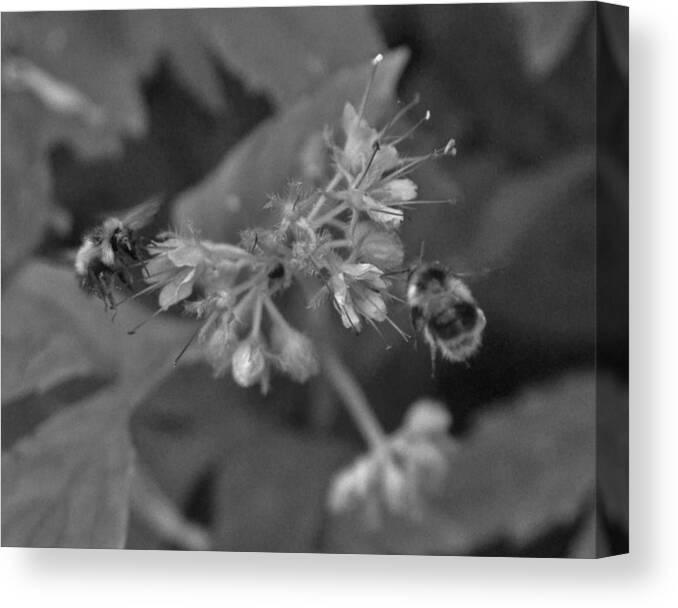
[352,286,387,323]
[402,399,451,438]
[231,339,267,388]
[203,315,238,377]
[270,322,319,383]
[353,221,405,270]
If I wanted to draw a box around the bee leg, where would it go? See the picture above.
[429,344,437,378]
[98,271,117,312]
[87,268,106,304]
[116,265,134,291]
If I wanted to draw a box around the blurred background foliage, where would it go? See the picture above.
[1,4,628,556]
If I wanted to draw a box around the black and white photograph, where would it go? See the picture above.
[2,2,629,559]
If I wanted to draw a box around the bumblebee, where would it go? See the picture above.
[74,199,160,308]
[407,262,486,366]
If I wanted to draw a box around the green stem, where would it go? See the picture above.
[322,347,388,451]
[307,172,343,221]
[311,202,349,229]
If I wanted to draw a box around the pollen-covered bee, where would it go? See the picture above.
[74,199,160,308]
[407,262,486,366]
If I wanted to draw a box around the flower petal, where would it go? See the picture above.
[366,204,404,229]
[381,178,418,202]
[168,244,205,267]
[158,267,196,310]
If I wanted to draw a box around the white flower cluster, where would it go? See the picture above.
[138,55,456,392]
[327,399,452,526]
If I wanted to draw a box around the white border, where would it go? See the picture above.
[3,1,677,607]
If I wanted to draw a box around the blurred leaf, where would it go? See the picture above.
[1,9,383,272]
[1,261,193,407]
[507,2,591,77]
[1,261,196,548]
[130,364,351,551]
[324,372,596,555]
[600,4,628,82]
[173,49,409,242]
[211,429,349,552]
[135,7,384,110]
[129,365,351,551]
[129,464,212,551]
[1,388,134,548]
[2,9,383,154]
[1,94,55,274]
[2,12,142,275]
[466,149,596,344]
[2,12,147,154]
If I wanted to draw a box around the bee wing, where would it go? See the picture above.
[119,197,161,231]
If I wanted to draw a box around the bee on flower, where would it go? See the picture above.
[98,51,479,399]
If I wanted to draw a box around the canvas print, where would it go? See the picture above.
[1,2,628,557]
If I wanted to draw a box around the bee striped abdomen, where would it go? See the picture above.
[406,262,486,368]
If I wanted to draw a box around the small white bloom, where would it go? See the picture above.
[327,400,452,526]
[353,221,405,270]
[328,261,389,331]
[363,198,404,229]
[351,285,388,323]
[375,178,418,202]
[402,399,452,438]
[340,103,399,177]
[231,339,268,390]
[202,314,239,377]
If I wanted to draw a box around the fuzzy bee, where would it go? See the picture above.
[407,262,486,367]
[74,199,160,308]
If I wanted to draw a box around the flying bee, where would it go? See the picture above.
[75,198,160,309]
[407,262,486,368]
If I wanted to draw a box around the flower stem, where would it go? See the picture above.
[312,202,349,229]
[248,291,264,338]
[322,347,388,451]
[348,209,359,238]
[307,171,343,221]
[263,297,291,332]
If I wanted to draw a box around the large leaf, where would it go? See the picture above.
[1,94,55,274]
[130,364,350,552]
[323,372,597,555]
[2,388,134,548]
[211,429,350,552]
[1,261,194,405]
[2,12,147,154]
[1,9,383,273]
[136,7,384,110]
[2,8,383,151]
[1,260,195,548]
[465,150,597,344]
[173,49,409,242]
